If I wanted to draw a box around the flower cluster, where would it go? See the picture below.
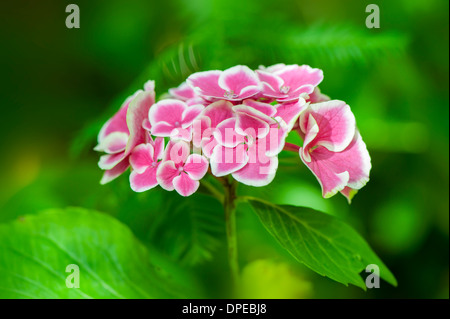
[95,64,371,200]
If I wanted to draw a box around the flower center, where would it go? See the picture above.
[177,166,184,173]
[280,85,290,94]
[174,121,181,127]
[151,161,158,167]
[224,90,238,99]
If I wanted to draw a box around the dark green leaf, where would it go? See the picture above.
[148,193,225,266]
[248,198,397,289]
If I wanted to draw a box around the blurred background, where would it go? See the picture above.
[0,0,448,298]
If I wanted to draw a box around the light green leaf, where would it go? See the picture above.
[0,207,203,299]
[247,198,397,289]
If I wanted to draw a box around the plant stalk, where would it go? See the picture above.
[223,178,239,289]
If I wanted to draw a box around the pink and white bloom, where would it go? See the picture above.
[258,63,287,73]
[256,64,323,102]
[210,128,278,187]
[168,81,207,106]
[187,65,262,101]
[298,100,371,200]
[231,141,279,186]
[96,64,372,203]
[265,98,308,156]
[149,99,204,141]
[168,81,197,101]
[156,141,209,196]
[129,137,165,192]
[210,99,306,186]
[192,100,235,157]
[95,81,155,184]
[306,87,330,104]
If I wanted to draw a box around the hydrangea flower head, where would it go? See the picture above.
[95,64,371,201]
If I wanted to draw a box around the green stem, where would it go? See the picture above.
[223,178,239,288]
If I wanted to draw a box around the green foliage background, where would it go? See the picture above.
[0,0,448,298]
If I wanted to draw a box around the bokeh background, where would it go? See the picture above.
[0,0,448,298]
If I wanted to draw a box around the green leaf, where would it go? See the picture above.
[247,198,397,289]
[148,193,225,266]
[0,207,203,299]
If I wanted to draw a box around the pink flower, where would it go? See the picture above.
[186,65,262,101]
[168,81,197,101]
[306,87,330,104]
[209,98,306,186]
[168,81,207,106]
[156,141,209,196]
[95,81,155,184]
[298,100,371,201]
[258,63,287,73]
[96,64,372,203]
[192,100,235,157]
[149,99,204,141]
[129,137,165,192]
[256,64,323,102]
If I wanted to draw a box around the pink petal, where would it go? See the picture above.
[306,87,330,104]
[235,111,270,140]
[169,82,197,101]
[202,100,235,128]
[300,131,370,199]
[97,103,129,142]
[129,166,159,192]
[259,123,290,157]
[100,157,130,185]
[173,172,200,197]
[152,137,165,160]
[201,135,218,158]
[255,70,286,99]
[218,65,261,100]
[186,97,209,106]
[170,127,193,142]
[148,99,186,127]
[142,118,152,131]
[274,98,307,128]
[129,143,155,174]
[258,63,287,73]
[300,114,319,163]
[125,90,155,156]
[181,104,205,127]
[342,131,371,189]
[183,154,209,180]
[186,70,224,99]
[191,113,222,157]
[192,116,211,148]
[242,99,277,117]
[275,64,323,102]
[214,118,245,148]
[156,160,179,191]
[233,104,276,124]
[300,100,356,153]
[300,143,350,198]
[232,143,278,187]
[98,152,125,170]
[94,132,129,154]
[163,140,190,165]
[210,144,249,176]
[151,122,176,137]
